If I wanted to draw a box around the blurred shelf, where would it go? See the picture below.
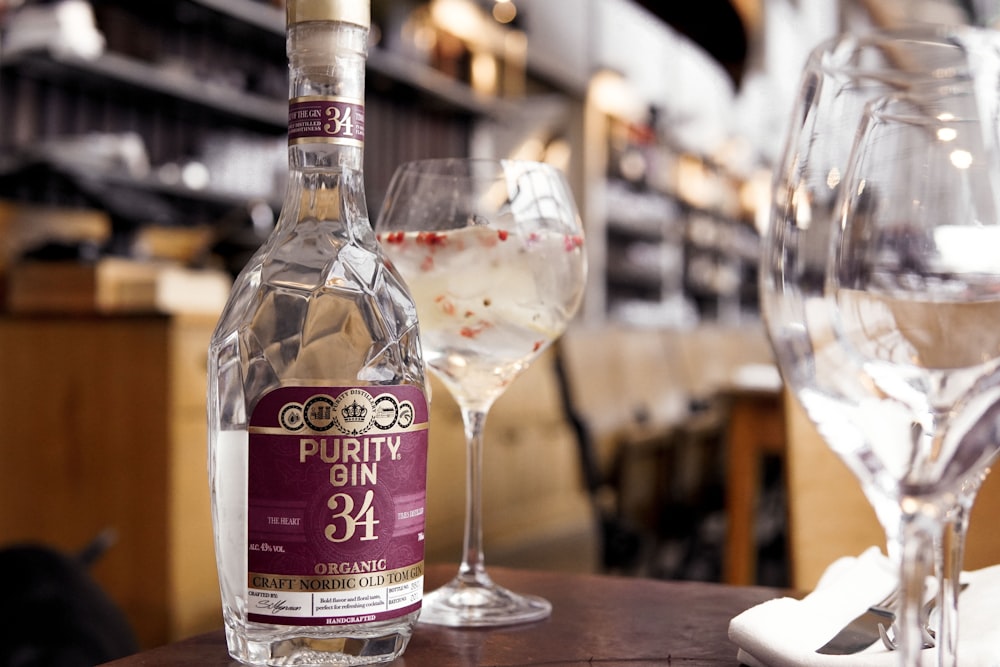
[2,49,288,130]
[606,265,665,290]
[607,218,668,241]
[3,0,518,127]
[367,47,518,118]
[98,168,281,210]
[0,0,511,248]
[0,154,280,214]
[189,0,519,118]
[190,0,282,34]
[2,47,515,125]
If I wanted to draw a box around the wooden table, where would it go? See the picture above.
[101,564,782,666]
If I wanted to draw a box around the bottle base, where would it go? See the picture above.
[225,618,414,666]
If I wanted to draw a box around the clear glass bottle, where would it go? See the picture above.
[207,1,428,664]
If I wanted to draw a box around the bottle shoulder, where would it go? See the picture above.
[209,235,424,390]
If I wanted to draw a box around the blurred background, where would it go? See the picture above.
[1,0,999,658]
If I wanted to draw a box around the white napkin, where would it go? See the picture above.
[729,546,1000,667]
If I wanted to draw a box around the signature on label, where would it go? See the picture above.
[256,598,302,614]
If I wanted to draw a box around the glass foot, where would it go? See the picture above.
[418,574,551,627]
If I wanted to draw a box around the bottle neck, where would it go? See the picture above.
[283,20,369,228]
[286,21,368,174]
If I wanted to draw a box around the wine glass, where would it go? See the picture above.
[375,157,587,626]
[762,25,1000,661]
[766,73,1000,665]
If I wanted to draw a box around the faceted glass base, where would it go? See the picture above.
[418,575,552,628]
[225,619,413,666]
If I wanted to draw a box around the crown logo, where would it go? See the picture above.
[341,399,368,422]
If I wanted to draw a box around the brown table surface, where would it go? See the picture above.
[101,564,783,666]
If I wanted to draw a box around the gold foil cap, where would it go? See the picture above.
[287,0,370,28]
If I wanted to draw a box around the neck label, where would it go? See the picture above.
[289,96,365,147]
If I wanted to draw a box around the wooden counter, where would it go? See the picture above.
[0,314,221,648]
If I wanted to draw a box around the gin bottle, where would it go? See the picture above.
[207,1,428,664]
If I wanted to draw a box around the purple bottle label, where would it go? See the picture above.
[288,96,365,146]
[247,385,428,626]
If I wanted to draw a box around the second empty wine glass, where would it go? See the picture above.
[763,25,1000,661]
[768,76,1000,664]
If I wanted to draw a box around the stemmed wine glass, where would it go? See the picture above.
[375,158,587,626]
[763,25,1000,662]
[765,65,1000,666]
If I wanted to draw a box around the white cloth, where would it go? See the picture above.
[728,547,1000,667]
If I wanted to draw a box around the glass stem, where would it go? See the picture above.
[898,502,943,666]
[937,479,979,667]
[935,508,965,667]
[458,407,491,586]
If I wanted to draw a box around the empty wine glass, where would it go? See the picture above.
[767,70,1000,665]
[375,158,587,626]
[762,25,1000,661]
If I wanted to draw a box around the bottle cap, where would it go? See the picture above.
[287,0,370,28]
